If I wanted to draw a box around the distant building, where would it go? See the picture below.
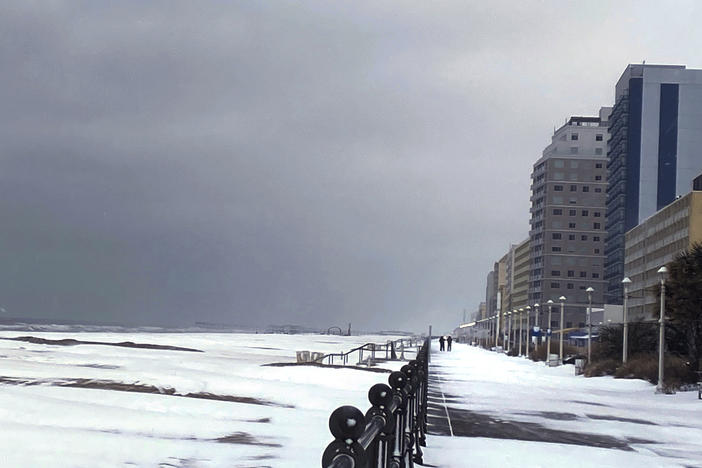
[478,301,487,320]
[605,64,702,304]
[485,269,497,319]
[497,251,509,317]
[528,109,610,328]
[510,238,530,311]
[624,189,702,320]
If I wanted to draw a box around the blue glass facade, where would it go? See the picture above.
[604,78,642,304]
[657,83,679,210]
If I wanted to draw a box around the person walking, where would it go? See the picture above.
[439,335,445,351]
[447,335,452,351]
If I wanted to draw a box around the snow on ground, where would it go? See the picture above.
[423,341,702,468]
[0,331,412,467]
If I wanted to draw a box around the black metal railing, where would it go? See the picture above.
[321,338,429,467]
[313,338,419,367]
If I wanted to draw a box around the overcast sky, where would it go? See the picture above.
[1,1,701,332]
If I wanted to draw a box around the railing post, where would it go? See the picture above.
[322,406,366,467]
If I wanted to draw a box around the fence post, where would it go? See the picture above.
[321,406,366,467]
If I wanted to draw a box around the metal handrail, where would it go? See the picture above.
[312,338,418,366]
[321,338,430,468]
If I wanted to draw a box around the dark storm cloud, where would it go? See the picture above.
[1,1,701,331]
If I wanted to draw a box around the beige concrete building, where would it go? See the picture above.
[625,190,702,319]
[497,251,509,317]
[511,238,530,310]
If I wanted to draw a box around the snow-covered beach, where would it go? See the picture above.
[0,331,409,467]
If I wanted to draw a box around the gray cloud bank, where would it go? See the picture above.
[0,1,700,332]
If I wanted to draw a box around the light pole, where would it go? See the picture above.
[534,302,541,351]
[518,308,524,356]
[657,266,668,393]
[622,277,631,363]
[504,310,512,353]
[586,287,594,363]
[559,296,566,362]
[512,309,518,354]
[525,306,531,357]
[546,299,553,365]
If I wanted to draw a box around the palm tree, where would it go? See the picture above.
[665,243,702,372]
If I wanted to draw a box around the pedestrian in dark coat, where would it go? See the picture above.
[439,336,445,351]
[447,335,452,351]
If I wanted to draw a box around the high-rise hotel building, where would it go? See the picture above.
[605,64,702,303]
[528,109,610,328]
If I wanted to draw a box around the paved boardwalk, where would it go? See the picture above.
[422,342,702,468]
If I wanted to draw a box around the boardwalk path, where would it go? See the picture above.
[421,342,702,468]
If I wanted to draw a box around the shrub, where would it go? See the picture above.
[615,354,697,389]
[584,358,619,377]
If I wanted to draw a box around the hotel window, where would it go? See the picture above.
[552,233,562,239]
[553,209,563,215]
[595,148,603,155]
[582,186,590,192]
[581,235,588,241]
[554,185,563,191]
[581,210,589,216]
[552,270,561,276]
[571,134,578,141]
[596,134,603,141]
[567,283,574,289]
[594,248,600,254]
[595,175,602,180]
[568,234,575,241]
[568,223,576,228]
[567,270,574,277]
[593,222,601,229]
[580,271,587,278]
[593,236,600,241]
[570,161,579,169]
[595,163,603,168]
[554,160,564,168]
[594,187,602,193]
[594,212,601,217]
[570,147,578,154]
[592,273,600,278]
[569,209,576,216]
[552,246,562,252]
[551,282,561,288]
[570,185,577,191]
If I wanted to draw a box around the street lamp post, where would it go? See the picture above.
[534,302,541,351]
[525,306,531,357]
[518,308,524,356]
[657,266,668,393]
[559,296,566,362]
[505,310,512,353]
[622,277,632,363]
[512,309,518,354]
[546,300,553,365]
[586,287,594,363]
